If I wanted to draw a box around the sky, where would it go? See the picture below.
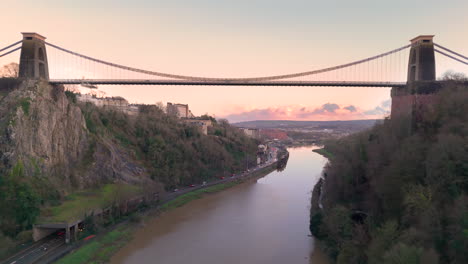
[1,0,467,122]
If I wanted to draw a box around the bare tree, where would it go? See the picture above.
[88,89,106,98]
[0,63,19,78]
[441,70,467,81]
[155,101,166,112]
[64,85,81,93]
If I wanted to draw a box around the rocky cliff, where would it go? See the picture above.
[0,80,149,193]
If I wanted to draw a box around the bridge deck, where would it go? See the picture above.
[49,79,406,87]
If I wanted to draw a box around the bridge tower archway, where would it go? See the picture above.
[407,35,436,82]
[18,32,49,80]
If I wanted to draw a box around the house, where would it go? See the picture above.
[167,102,194,118]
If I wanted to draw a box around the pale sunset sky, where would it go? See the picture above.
[1,0,467,122]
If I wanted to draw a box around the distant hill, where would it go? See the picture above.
[233,119,379,130]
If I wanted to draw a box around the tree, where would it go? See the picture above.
[383,243,423,264]
[64,85,81,93]
[155,101,166,112]
[440,70,467,81]
[0,162,40,236]
[0,63,19,77]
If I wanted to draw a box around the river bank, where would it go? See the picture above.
[51,158,282,264]
[312,148,334,159]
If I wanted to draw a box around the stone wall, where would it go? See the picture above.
[183,119,212,135]
[390,81,443,119]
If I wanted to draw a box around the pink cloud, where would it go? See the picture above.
[222,101,390,122]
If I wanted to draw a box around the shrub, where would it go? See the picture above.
[18,98,31,115]
[65,91,77,103]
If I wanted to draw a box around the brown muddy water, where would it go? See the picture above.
[111,146,329,264]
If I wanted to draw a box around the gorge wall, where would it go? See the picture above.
[0,80,151,193]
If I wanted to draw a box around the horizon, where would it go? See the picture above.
[232,118,379,124]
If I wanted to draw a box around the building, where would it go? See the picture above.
[166,102,212,135]
[76,94,144,116]
[183,119,212,135]
[77,94,129,108]
[239,128,261,139]
[167,102,194,118]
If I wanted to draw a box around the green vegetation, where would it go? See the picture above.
[18,97,31,116]
[65,91,77,103]
[39,184,141,223]
[0,162,40,236]
[55,227,132,264]
[83,105,97,134]
[312,148,334,159]
[0,161,40,259]
[310,82,468,264]
[79,103,258,189]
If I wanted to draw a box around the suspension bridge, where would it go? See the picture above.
[0,33,467,87]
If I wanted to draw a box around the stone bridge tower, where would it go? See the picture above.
[18,32,49,80]
[392,35,438,118]
[407,35,435,82]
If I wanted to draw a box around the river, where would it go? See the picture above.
[111,146,329,264]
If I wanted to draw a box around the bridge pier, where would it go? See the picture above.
[65,226,71,244]
[390,82,442,119]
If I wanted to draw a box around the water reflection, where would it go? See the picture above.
[111,146,328,264]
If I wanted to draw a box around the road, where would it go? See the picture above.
[162,160,276,202]
[1,234,65,264]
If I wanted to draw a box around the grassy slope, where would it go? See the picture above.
[39,184,141,223]
[55,227,132,264]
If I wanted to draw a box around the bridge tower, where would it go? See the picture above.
[407,35,435,82]
[18,32,49,80]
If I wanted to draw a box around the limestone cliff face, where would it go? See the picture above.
[0,80,148,191]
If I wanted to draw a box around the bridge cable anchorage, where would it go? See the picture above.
[434,49,468,66]
[0,40,22,53]
[434,43,468,61]
[0,47,21,58]
[45,41,411,82]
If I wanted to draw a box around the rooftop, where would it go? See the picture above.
[410,35,434,43]
[21,32,47,41]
